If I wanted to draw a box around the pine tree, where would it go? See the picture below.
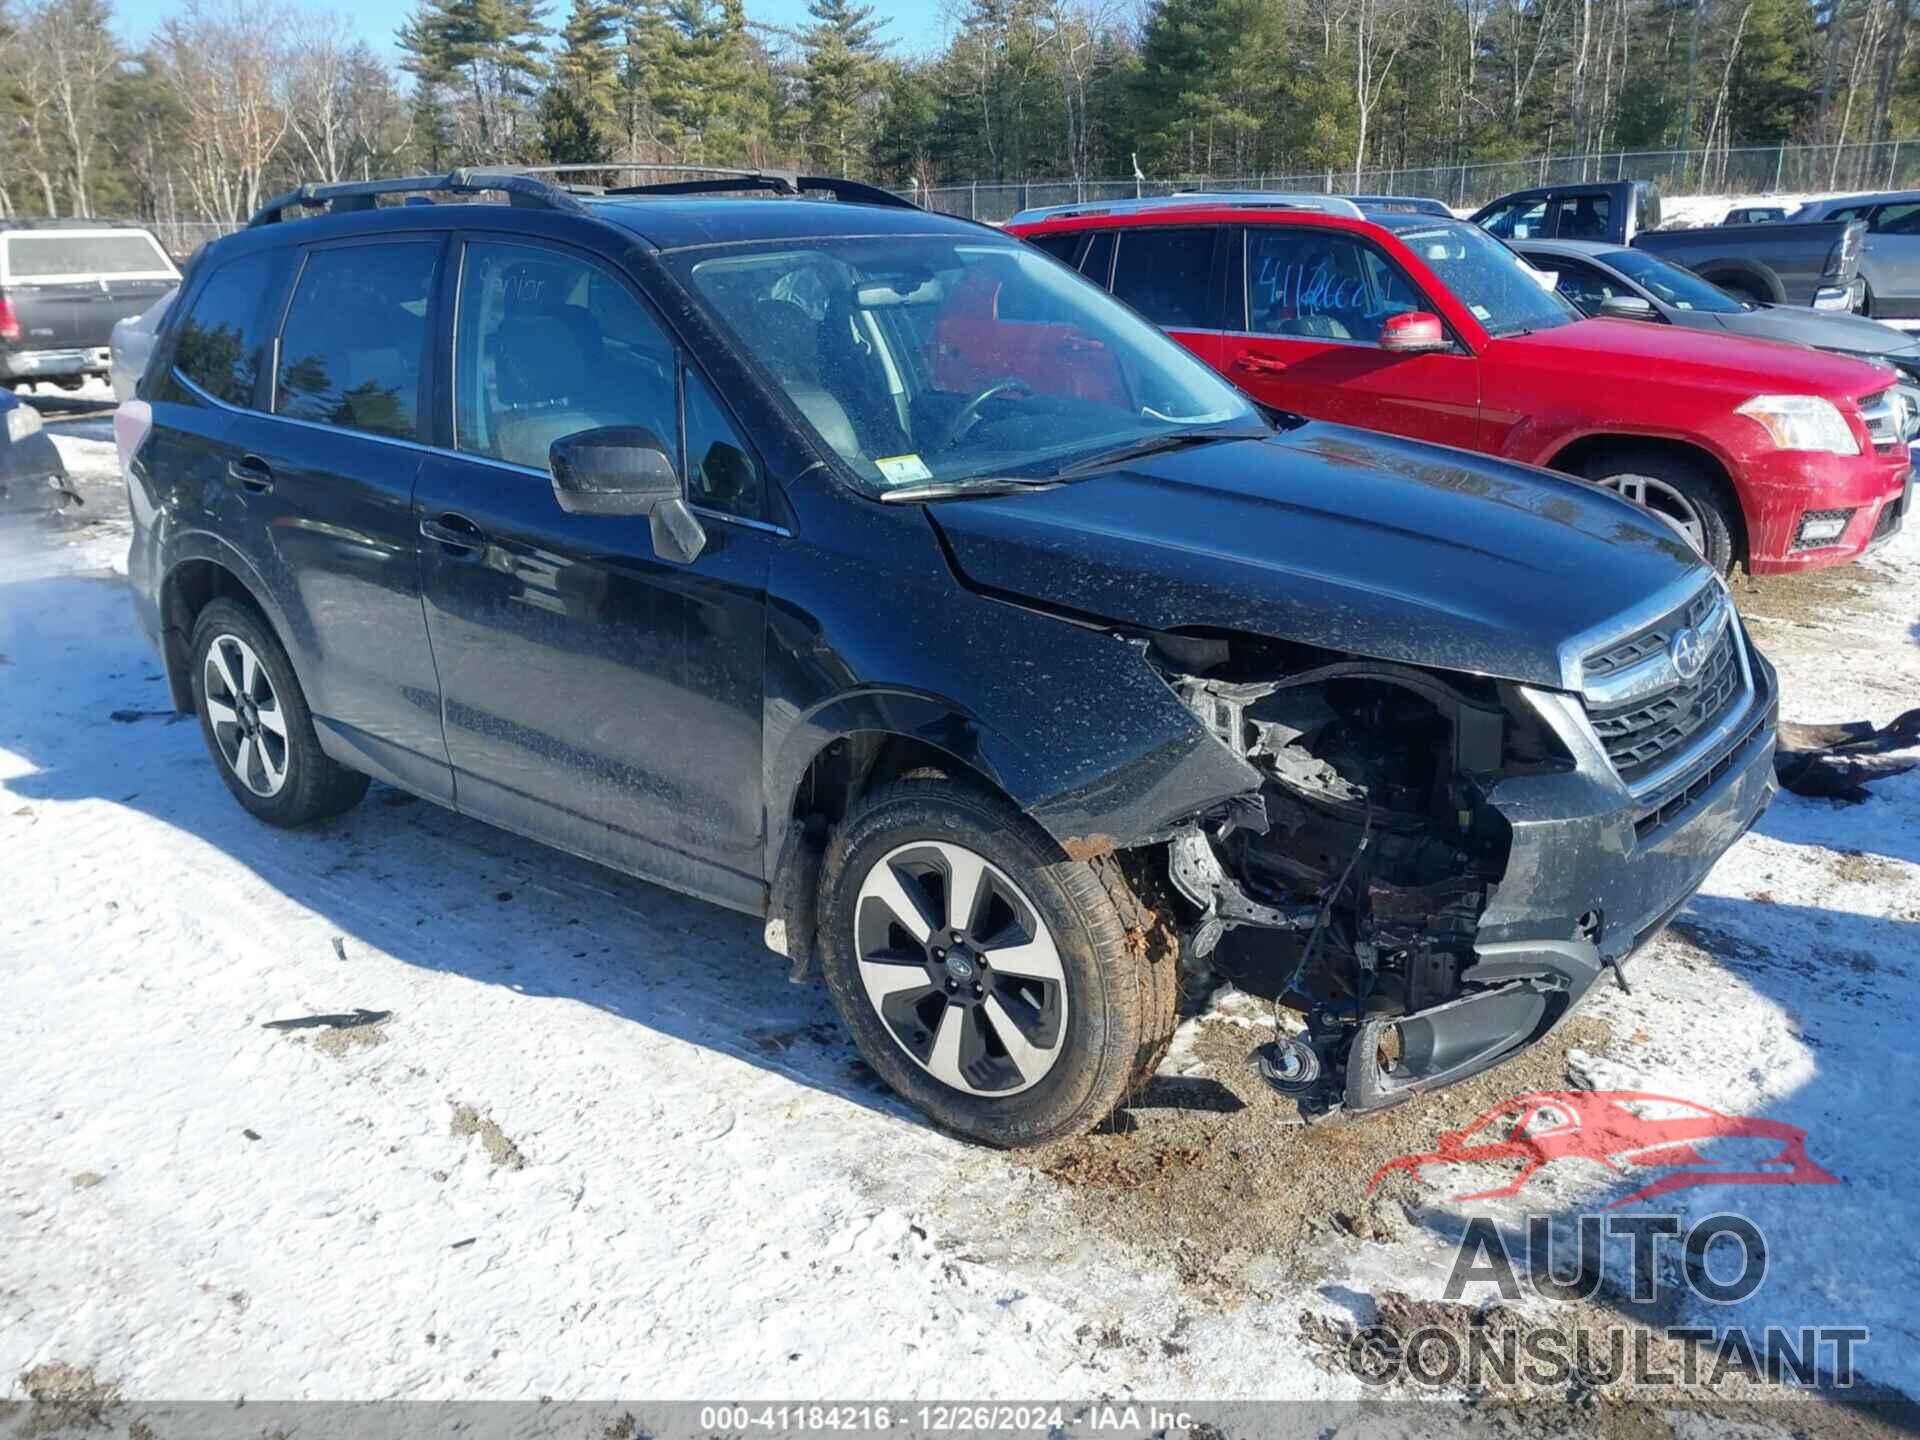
[552,0,621,147]
[800,0,887,174]
[398,0,550,157]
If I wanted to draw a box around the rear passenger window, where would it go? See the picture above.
[1554,194,1612,240]
[454,241,678,473]
[1110,228,1216,329]
[174,250,287,407]
[275,242,439,442]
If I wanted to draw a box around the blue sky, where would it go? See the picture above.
[111,0,953,60]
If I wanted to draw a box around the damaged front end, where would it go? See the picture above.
[1140,616,1775,1120]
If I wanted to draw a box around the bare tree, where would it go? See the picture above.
[33,0,118,214]
[1350,0,1407,188]
[159,0,293,223]
[284,11,357,182]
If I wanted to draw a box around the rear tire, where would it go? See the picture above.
[190,598,369,827]
[1580,448,1738,574]
[818,778,1167,1147]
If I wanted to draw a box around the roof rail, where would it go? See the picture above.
[249,165,918,228]
[513,164,916,210]
[1007,191,1366,226]
[249,169,587,227]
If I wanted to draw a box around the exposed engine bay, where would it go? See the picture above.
[1143,630,1589,1119]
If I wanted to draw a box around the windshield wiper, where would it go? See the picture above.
[1050,426,1264,478]
[876,475,1062,504]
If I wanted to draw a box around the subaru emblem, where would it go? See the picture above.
[1669,625,1705,681]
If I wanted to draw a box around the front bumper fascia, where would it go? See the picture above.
[1342,643,1779,1112]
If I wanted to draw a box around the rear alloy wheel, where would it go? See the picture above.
[203,633,290,798]
[819,779,1167,1147]
[190,597,370,827]
[1582,451,1737,574]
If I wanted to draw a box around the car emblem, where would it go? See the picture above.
[1668,625,1705,681]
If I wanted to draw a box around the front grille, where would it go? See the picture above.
[1859,388,1910,450]
[1581,584,1719,679]
[1580,583,1749,789]
[1872,476,1912,543]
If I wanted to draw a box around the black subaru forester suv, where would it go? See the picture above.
[120,168,1779,1146]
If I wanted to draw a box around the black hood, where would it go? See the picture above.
[927,424,1708,690]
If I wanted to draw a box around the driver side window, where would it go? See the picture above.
[454,240,678,474]
[1246,230,1407,344]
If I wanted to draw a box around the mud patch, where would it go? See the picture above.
[1016,1009,1611,1305]
[69,1171,104,1189]
[313,1022,389,1058]
[1829,849,1907,888]
[16,1362,119,1436]
[451,1103,526,1170]
[1298,1288,1908,1434]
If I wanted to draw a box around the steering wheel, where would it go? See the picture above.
[938,378,1033,450]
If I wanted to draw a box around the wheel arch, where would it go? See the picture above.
[1692,260,1785,304]
[156,537,298,713]
[1545,432,1749,565]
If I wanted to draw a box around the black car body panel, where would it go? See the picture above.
[125,175,1778,1122]
[928,425,1702,689]
[0,389,73,514]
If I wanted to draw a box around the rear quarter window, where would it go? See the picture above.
[173,249,292,408]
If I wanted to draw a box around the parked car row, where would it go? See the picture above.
[114,167,1784,1145]
[1007,191,1912,575]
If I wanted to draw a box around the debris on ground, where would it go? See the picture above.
[450,1103,526,1171]
[1774,708,1920,801]
[15,1362,119,1436]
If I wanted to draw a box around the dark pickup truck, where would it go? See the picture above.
[1472,181,1866,312]
[1,220,179,390]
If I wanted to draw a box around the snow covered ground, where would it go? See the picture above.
[3,405,1919,1426]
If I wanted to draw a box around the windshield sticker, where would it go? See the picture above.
[1470,304,1492,320]
[875,454,934,484]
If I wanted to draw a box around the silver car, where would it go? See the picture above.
[1793,191,1920,323]
[1514,236,1920,391]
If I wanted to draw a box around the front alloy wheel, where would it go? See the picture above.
[1595,473,1709,555]
[855,840,1068,1095]
[203,633,289,797]
[818,777,1173,1147]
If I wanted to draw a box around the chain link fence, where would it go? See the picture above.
[915,139,1920,223]
[79,137,1920,243]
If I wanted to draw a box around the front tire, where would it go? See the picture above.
[1581,448,1738,574]
[190,598,370,827]
[818,779,1165,1147]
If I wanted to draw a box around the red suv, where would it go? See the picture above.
[1007,196,1912,574]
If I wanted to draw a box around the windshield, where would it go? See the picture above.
[1599,248,1747,314]
[1395,222,1581,338]
[673,236,1262,495]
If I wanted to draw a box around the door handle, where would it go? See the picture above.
[1232,351,1290,375]
[227,455,273,493]
[420,513,486,553]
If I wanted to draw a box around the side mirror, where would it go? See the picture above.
[549,425,706,564]
[1599,294,1657,321]
[1380,311,1449,354]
